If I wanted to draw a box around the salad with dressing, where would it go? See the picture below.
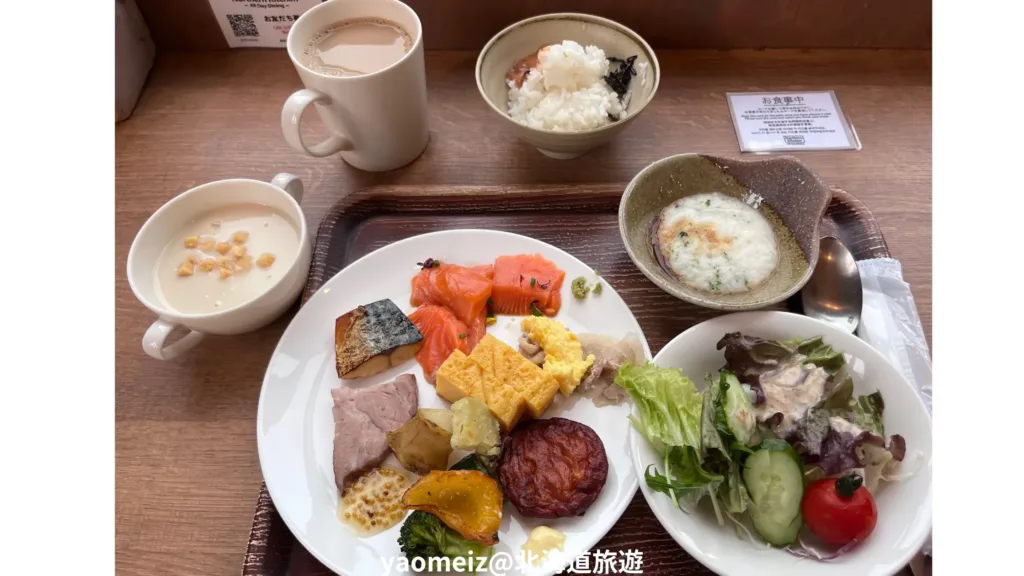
[616,332,917,559]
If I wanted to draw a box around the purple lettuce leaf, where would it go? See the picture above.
[788,413,906,476]
[716,333,794,404]
[716,332,908,479]
[715,333,847,407]
[785,372,904,476]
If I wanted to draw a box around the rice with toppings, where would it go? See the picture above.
[507,40,627,132]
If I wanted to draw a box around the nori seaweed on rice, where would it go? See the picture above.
[605,55,638,98]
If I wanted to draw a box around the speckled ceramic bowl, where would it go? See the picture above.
[475,13,660,159]
[619,154,832,310]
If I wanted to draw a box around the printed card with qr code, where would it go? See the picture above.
[209,0,321,48]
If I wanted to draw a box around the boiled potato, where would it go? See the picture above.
[450,397,500,456]
[387,409,454,475]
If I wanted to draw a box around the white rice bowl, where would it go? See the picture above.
[507,40,627,132]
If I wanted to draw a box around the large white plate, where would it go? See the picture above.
[631,311,932,576]
[257,230,650,576]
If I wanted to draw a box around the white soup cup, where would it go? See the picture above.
[127,174,313,360]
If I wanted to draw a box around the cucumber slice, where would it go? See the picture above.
[721,372,756,445]
[742,439,804,546]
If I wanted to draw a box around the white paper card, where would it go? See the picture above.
[726,91,860,152]
[209,0,320,48]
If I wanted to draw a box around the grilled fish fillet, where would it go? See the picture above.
[336,299,423,379]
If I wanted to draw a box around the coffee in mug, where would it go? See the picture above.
[282,0,429,171]
[301,18,413,77]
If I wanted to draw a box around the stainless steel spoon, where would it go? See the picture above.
[801,237,863,333]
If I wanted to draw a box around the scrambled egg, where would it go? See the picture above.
[521,316,596,396]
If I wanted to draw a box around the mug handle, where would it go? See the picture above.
[143,319,205,361]
[271,172,304,203]
[281,88,354,158]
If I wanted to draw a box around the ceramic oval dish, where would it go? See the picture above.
[619,154,832,310]
[476,13,660,159]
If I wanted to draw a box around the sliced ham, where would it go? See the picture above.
[332,373,418,493]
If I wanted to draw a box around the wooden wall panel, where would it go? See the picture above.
[135,0,225,50]
[135,0,932,51]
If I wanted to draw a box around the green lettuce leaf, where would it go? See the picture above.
[644,446,723,493]
[701,378,728,461]
[820,376,854,410]
[720,459,750,515]
[616,361,703,451]
[714,394,734,443]
[711,372,758,457]
[656,451,726,525]
[782,336,846,375]
[851,391,885,437]
[618,362,720,511]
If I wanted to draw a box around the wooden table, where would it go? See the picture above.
[115,49,931,575]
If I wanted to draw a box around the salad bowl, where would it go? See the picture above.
[627,311,932,576]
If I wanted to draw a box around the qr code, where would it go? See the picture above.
[227,14,259,38]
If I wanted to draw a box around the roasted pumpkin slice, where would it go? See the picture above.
[402,470,502,545]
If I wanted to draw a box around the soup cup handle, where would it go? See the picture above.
[270,173,304,203]
[142,318,205,361]
[281,88,354,158]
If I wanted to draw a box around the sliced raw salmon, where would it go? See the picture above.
[410,263,493,346]
[470,264,494,280]
[408,305,470,383]
[490,254,565,316]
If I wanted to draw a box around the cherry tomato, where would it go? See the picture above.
[801,474,878,546]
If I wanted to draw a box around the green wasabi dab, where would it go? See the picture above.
[571,276,591,300]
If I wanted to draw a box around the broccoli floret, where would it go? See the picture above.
[398,511,445,559]
[398,511,493,562]
[449,454,498,478]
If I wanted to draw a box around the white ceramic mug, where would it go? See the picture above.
[127,174,313,360]
[282,0,429,171]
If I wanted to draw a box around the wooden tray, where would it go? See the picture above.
[242,184,911,576]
